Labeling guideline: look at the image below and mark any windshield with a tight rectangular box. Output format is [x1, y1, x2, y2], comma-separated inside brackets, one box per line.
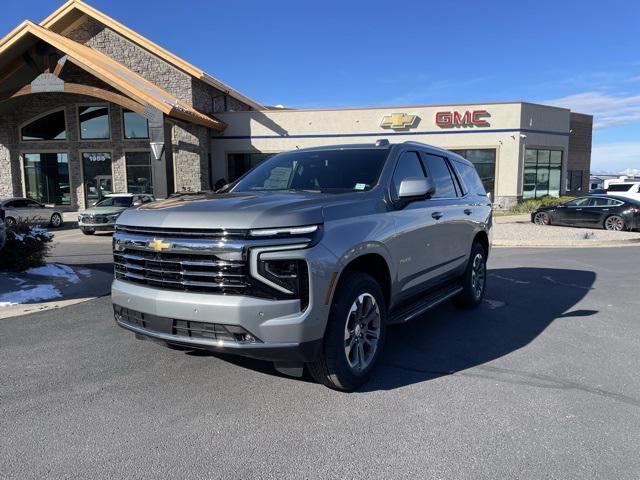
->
[231, 148, 389, 193]
[94, 197, 133, 207]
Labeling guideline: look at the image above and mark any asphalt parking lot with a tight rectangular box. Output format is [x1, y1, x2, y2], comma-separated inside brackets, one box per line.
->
[2, 246, 640, 479]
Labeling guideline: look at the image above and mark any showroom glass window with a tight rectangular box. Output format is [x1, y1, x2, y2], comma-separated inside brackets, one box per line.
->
[122, 109, 149, 139]
[523, 149, 562, 199]
[82, 152, 113, 205]
[22, 153, 70, 205]
[78, 105, 110, 140]
[450, 149, 496, 195]
[21, 110, 66, 141]
[227, 153, 276, 182]
[125, 152, 153, 194]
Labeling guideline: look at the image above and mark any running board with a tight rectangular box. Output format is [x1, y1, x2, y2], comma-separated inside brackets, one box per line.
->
[388, 284, 463, 325]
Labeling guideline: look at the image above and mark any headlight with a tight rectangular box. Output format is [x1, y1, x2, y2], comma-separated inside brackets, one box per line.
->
[258, 259, 307, 295]
[249, 225, 319, 237]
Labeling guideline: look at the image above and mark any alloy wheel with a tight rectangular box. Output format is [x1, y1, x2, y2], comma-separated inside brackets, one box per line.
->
[344, 293, 381, 372]
[534, 212, 549, 225]
[51, 214, 61, 227]
[604, 215, 624, 231]
[470, 253, 486, 300]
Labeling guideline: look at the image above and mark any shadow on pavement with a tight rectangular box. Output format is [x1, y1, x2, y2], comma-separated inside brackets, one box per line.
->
[170, 267, 597, 391]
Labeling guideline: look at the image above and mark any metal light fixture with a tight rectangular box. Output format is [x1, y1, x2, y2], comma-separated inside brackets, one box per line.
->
[150, 142, 165, 160]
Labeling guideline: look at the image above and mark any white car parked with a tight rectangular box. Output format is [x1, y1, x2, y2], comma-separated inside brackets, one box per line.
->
[0, 197, 64, 229]
[607, 182, 640, 201]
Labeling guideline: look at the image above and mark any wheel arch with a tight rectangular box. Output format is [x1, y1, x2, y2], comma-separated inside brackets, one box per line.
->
[334, 253, 392, 309]
[473, 230, 490, 258]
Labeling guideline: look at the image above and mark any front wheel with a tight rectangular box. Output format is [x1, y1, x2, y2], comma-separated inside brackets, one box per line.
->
[454, 242, 487, 309]
[308, 272, 386, 391]
[81, 228, 95, 235]
[604, 215, 625, 231]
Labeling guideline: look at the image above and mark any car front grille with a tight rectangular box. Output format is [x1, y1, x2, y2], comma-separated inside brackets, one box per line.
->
[116, 224, 248, 239]
[82, 215, 109, 224]
[114, 248, 248, 294]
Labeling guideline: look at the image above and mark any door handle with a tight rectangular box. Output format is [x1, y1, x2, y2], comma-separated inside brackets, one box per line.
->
[464, 209, 472, 215]
[602, 209, 609, 211]
[575, 208, 582, 211]
[432, 211, 443, 220]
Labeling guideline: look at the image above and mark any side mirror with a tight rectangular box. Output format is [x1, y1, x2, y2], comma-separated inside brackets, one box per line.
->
[133, 201, 142, 207]
[91, 202, 97, 206]
[398, 177, 435, 200]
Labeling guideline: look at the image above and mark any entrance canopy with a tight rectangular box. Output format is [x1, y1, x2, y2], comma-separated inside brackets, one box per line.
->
[0, 21, 225, 131]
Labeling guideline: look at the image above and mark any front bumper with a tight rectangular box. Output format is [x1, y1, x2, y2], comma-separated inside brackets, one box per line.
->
[111, 242, 337, 361]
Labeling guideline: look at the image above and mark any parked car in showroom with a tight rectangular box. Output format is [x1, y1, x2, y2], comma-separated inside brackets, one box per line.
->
[111, 140, 492, 391]
[606, 182, 640, 201]
[78, 193, 154, 235]
[0, 197, 64, 228]
[532, 195, 640, 231]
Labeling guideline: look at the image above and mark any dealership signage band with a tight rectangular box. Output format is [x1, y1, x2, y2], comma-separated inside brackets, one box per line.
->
[435, 110, 491, 128]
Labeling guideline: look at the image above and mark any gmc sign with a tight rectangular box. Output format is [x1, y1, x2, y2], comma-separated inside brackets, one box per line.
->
[435, 110, 491, 128]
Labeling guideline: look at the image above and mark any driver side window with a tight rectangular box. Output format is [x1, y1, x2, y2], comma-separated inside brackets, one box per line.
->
[391, 151, 425, 199]
[564, 197, 590, 207]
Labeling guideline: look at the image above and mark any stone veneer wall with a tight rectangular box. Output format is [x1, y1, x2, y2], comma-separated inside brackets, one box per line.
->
[64, 17, 254, 191]
[0, 93, 149, 210]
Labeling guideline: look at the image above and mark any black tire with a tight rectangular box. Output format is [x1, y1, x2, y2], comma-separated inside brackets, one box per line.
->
[454, 242, 487, 309]
[307, 272, 386, 391]
[5, 216, 16, 229]
[50, 213, 63, 228]
[81, 228, 95, 235]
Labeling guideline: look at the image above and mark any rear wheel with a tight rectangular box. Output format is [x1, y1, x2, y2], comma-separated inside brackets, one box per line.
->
[5, 216, 16, 229]
[454, 242, 487, 309]
[81, 228, 95, 235]
[533, 212, 550, 225]
[308, 272, 386, 391]
[50, 213, 62, 228]
[604, 215, 625, 231]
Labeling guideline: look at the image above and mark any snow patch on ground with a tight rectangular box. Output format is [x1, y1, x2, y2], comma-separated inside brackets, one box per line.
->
[0, 284, 62, 307]
[26, 264, 79, 284]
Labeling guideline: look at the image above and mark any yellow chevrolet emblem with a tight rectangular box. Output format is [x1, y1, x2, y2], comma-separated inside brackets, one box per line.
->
[148, 238, 171, 252]
[380, 113, 418, 130]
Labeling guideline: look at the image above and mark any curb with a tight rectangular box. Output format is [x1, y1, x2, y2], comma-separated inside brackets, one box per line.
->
[493, 239, 640, 248]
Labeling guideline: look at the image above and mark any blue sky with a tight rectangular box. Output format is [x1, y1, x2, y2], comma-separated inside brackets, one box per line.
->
[2, 0, 639, 172]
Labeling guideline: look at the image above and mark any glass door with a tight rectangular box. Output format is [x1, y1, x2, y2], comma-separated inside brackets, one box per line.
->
[82, 152, 113, 206]
[23, 153, 70, 205]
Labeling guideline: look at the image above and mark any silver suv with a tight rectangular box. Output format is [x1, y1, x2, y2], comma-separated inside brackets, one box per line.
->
[112, 141, 492, 390]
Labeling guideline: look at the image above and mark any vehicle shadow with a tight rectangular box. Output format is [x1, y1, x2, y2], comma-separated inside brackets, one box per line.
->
[184, 267, 597, 391]
[362, 266, 596, 392]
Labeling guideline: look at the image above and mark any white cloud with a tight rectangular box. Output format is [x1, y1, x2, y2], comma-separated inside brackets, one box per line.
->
[544, 91, 640, 129]
[591, 142, 640, 172]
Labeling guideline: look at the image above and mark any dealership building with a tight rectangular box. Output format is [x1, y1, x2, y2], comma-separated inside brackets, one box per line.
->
[0, 0, 593, 210]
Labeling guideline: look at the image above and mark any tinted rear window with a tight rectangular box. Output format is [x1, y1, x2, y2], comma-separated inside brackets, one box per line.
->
[454, 162, 487, 197]
[607, 184, 633, 192]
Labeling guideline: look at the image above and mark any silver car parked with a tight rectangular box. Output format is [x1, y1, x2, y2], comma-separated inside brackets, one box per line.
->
[0, 197, 64, 228]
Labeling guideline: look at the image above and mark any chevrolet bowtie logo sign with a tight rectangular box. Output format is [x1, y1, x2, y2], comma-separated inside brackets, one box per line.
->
[148, 239, 171, 252]
[380, 113, 419, 130]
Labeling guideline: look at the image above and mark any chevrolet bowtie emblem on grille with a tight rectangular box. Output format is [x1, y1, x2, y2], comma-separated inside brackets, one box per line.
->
[380, 113, 418, 130]
[148, 239, 171, 252]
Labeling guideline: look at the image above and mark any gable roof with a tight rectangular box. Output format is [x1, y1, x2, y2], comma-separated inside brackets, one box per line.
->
[40, 0, 264, 110]
[0, 21, 225, 130]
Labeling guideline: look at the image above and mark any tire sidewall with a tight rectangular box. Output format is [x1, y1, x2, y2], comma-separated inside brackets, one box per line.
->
[457, 242, 487, 308]
[324, 272, 387, 389]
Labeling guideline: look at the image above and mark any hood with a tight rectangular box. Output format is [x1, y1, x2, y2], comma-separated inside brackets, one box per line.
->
[82, 206, 128, 215]
[116, 191, 379, 230]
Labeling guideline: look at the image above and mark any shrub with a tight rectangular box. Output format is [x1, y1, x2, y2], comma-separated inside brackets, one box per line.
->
[0, 220, 54, 272]
[505, 195, 575, 215]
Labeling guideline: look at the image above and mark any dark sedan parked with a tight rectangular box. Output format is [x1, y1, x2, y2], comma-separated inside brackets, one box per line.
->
[532, 195, 640, 231]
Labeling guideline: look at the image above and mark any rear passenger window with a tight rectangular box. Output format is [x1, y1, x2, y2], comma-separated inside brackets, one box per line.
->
[456, 162, 487, 196]
[421, 154, 457, 198]
[392, 151, 425, 198]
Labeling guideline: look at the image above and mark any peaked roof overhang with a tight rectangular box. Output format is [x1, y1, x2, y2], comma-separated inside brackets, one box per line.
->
[40, 0, 264, 111]
[0, 21, 225, 131]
